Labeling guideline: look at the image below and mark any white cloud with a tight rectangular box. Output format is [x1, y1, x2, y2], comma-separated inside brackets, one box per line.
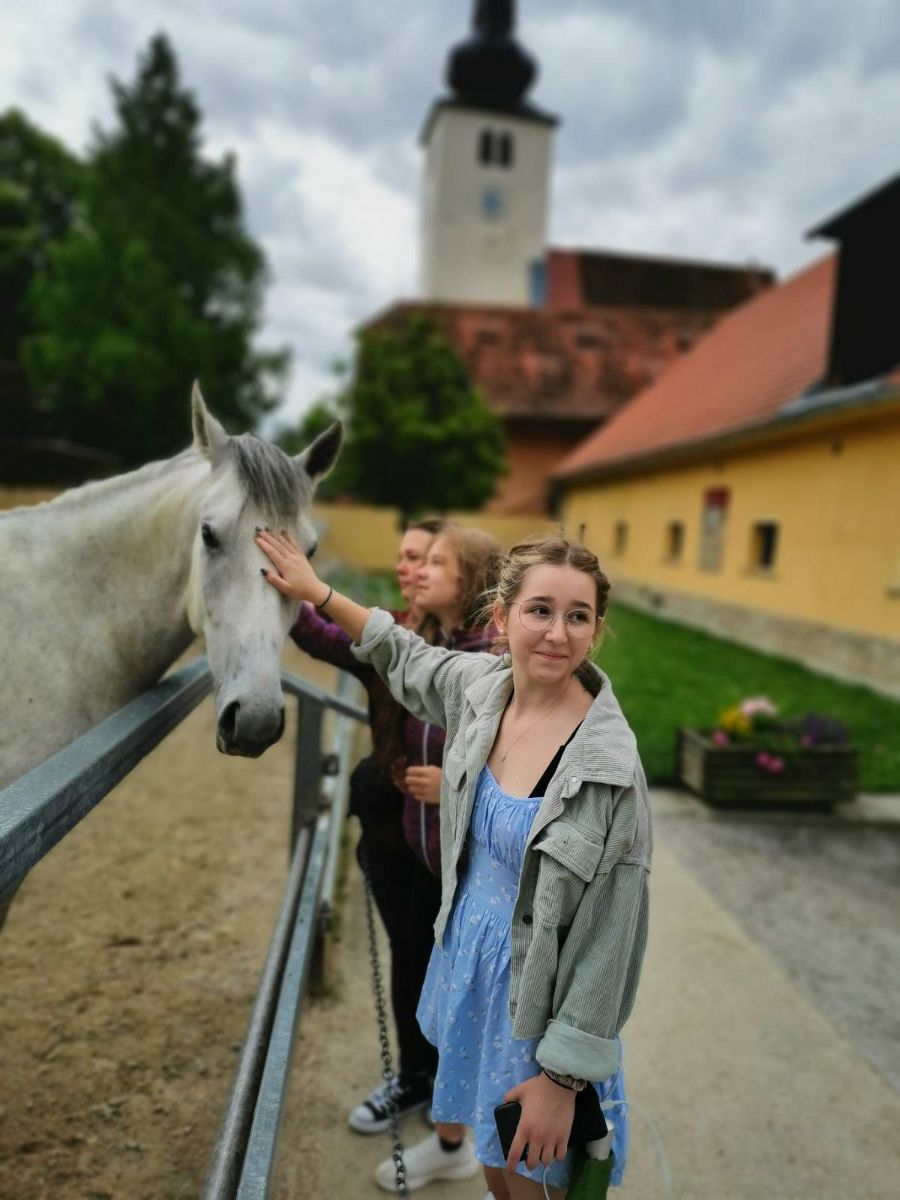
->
[2, 0, 899, 434]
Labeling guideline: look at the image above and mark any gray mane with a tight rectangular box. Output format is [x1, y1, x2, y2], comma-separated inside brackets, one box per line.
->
[228, 434, 303, 522]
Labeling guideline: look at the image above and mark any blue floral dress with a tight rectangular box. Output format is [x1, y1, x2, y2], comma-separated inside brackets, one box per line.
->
[416, 764, 629, 1188]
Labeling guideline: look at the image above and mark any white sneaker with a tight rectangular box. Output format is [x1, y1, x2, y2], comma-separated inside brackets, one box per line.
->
[374, 1131, 479, 1192]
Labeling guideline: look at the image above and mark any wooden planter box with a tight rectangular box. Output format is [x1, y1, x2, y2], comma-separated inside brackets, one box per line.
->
[676, 728, 858, 808]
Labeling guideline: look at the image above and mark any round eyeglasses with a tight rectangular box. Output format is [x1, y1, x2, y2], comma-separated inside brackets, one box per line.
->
[511, 602, 599, 639]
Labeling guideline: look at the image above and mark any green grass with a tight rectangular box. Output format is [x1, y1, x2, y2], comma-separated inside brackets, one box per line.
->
[594, 604, 900, 791]
[325, 566, 403, 610]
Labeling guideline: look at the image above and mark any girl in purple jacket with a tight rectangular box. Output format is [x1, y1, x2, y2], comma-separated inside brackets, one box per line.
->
[290, 522, 501, 1155]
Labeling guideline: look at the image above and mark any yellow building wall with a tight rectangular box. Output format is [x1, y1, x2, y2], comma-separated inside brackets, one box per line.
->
[312, 502, 559, 571]
[560, 409, 900, 641]
[0, 487, 59, 511]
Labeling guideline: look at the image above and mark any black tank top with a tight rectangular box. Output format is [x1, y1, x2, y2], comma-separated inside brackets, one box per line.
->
[528, 722, 583, 798]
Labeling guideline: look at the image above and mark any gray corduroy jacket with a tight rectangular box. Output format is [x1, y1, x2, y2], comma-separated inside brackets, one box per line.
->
[352, 608, 651, 1083]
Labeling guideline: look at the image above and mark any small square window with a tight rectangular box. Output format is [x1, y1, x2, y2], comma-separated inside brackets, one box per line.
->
[613, 520, 628, 557]
[475, 327, 501, 346]
[751, 521, 779, 569]
[575, 330, 604, 349]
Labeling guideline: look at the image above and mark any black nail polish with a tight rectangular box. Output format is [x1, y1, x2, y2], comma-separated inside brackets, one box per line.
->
[255, 526, 262, 533]
[280, 529, 287, 536]
[260, 568, 268, 576]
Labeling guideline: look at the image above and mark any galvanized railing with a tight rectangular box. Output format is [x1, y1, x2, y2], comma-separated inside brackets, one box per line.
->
[0, 656, 368, 1199]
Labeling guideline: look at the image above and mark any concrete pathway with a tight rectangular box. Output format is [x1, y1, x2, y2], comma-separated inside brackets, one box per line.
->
[273, 785, 900, 1200]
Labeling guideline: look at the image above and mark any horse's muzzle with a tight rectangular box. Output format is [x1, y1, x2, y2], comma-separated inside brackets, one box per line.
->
[216, 700, 286, 757]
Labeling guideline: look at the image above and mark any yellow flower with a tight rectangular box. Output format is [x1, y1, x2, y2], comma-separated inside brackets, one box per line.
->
[718, 705, 752, 735]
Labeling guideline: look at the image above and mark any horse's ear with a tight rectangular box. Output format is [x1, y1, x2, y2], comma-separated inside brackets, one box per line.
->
[191, 381, 229, 465]
[295, 421, 343, 486]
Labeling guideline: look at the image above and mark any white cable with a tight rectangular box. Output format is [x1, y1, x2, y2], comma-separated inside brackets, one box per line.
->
[542, 1163, 551, 1200]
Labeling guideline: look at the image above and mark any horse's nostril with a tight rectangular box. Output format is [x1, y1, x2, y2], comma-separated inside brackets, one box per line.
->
[276, 707, 286, 741]
[219, 700, 240, 740]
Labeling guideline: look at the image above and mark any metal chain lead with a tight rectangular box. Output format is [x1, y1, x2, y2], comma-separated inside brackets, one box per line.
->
[359, 839, 408, 1197]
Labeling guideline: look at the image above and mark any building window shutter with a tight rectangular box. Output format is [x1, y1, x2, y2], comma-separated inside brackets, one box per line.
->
[699, 487, 729, 571]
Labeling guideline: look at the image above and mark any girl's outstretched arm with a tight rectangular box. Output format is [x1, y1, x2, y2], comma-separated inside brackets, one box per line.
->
[257, 528, 493, 729]
[255, 528, 370, 643]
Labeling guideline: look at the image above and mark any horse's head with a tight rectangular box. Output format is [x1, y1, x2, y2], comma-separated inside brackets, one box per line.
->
[187, 384, 342, 757]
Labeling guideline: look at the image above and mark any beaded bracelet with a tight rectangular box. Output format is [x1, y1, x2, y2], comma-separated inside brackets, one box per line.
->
[541, 1067, 588, 1092]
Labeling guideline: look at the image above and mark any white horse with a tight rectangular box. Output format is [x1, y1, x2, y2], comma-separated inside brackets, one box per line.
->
[0, 385, 341, 919]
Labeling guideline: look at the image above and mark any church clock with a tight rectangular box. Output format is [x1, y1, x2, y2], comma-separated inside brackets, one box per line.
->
[481, 186, 506, 220]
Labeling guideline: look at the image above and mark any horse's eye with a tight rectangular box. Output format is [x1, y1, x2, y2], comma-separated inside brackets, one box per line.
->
[201, 523, 219, 550]
[308, 541, 318, 561]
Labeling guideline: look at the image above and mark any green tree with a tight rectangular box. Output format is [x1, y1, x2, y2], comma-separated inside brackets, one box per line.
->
[334, 316, 506, 518]
[0, 109, 85, 437]
[24, 34, 287, 463]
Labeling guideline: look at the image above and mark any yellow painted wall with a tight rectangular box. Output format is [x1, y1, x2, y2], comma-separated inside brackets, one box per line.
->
[560, 408, 900, 641]
[0, 486, 59, 511]
[312, 502, 559, 571]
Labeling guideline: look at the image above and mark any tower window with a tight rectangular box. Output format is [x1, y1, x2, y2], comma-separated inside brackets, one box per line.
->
[477, 127, 515, 169]
[613, 520, 628, 557]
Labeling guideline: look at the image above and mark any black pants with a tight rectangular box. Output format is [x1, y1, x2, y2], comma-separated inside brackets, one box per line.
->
[351, 757, 441, 1081]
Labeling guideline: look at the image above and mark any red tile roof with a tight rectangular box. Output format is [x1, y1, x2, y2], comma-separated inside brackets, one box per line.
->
[554, 254, 838, 481]
[362, 300, 730, 426]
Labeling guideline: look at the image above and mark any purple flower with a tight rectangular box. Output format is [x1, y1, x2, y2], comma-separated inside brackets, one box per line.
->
[768, 756, 785, 773]
[712, 730, 730, 746]
[756, 751, 771, 768]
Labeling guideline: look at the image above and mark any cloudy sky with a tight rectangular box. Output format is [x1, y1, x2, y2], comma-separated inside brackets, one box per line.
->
[3, 0, 899, 431]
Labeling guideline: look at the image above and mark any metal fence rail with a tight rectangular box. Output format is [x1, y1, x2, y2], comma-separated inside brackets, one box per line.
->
[0, 655, 368, 1200]
[0, 657, 212, 895]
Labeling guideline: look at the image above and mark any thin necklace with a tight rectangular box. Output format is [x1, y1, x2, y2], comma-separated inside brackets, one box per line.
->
[498, 681, 570, 764]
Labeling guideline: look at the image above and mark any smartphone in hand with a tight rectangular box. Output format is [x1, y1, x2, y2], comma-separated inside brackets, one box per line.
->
[494, 1100, 526, 1162]
[494, 1088, 607, 1162]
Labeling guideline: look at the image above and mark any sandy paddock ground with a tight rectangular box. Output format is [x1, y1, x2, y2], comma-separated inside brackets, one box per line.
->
[0, 646, 350, 1200]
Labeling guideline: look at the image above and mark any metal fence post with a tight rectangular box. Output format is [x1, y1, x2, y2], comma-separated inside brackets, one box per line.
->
[291, 695, 324, 852]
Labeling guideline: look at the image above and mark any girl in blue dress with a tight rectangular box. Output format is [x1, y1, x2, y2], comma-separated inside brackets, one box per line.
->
[257, 530, 651, 1200]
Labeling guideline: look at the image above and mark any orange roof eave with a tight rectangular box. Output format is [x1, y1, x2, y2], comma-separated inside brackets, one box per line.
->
[554, 380, 900, 488]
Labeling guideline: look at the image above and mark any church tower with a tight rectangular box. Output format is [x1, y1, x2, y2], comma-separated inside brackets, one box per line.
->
[419, 0, 558, 305]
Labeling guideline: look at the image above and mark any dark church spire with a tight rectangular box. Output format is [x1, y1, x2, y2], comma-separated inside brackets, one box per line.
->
[447, 0, 538, 110]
